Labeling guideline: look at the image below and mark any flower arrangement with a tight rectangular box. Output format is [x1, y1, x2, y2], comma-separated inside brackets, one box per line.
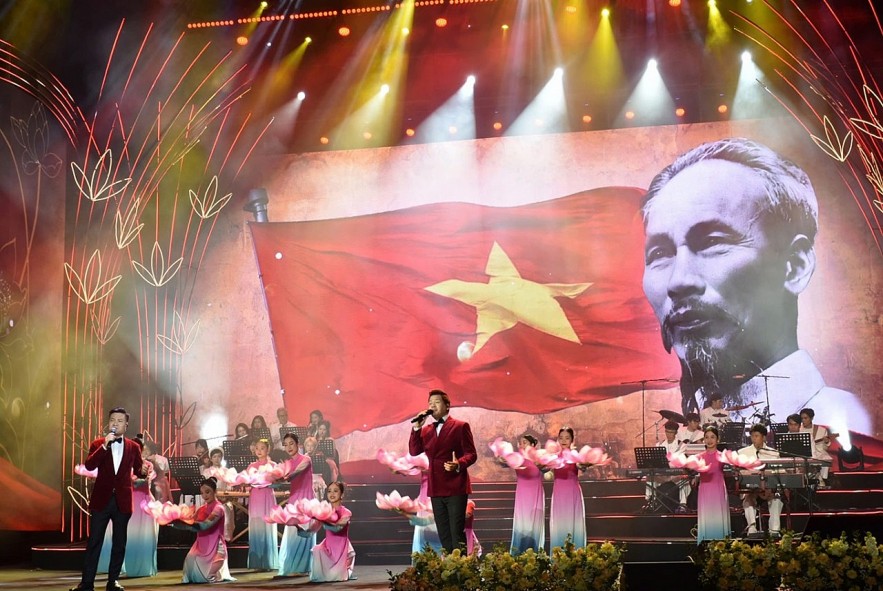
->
[377, 449, 429, 475]
[697, 531, 883, 591]
[667, 451, 710, 472]
[264, 497, 339, 526]
[142, 500, 196, 525]
[388, 539, 624, 591]
[375, 490, 430, 515]
[718, 449, 765, 471]
[562, 445, 613, 468]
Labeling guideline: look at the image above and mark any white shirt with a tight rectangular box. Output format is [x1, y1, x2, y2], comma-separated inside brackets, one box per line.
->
[678, 426, 704, 444]
[657, 438, 685, 454]
[800, 424, 833, 461]
[700, 406, 730, 427]
[110, 437, 123, 474]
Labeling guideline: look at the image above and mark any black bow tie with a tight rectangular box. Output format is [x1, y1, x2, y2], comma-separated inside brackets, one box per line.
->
[110, 437, 123, 445]
[434, 420, 445, 428]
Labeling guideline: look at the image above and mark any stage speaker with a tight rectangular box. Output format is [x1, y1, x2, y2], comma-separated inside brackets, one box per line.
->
[803, 513, 883, 539]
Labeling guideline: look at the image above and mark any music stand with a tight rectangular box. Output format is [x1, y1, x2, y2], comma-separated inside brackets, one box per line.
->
[634, 447, 678, 513]
[251, 427, 272, 444]
[317, 439, 335, 458]
[770, 423, 789, 435]
[721, 422, 746, 448]
[223, 438, 251, 458]
[775, 432, 812, 458]
[225, 455, 252, 472]
[168, 456, 202, 501]
[280, 426, 309, 444]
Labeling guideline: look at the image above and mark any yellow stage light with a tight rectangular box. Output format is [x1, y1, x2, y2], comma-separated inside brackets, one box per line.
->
[436, 17, 447, 27]
[675, 107, 685, 117]
[339, 26, 351, 37]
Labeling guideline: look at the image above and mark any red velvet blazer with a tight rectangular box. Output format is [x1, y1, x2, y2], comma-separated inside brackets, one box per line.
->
[409, 417, 477, 497]
[84, 437, 146, 513]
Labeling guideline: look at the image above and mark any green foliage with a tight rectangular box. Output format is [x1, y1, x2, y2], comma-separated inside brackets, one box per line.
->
[697, 531, 883, 591]
[388, 540, 623, 591]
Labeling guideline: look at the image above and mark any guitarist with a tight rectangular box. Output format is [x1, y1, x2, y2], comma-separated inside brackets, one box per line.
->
[799, 408, 834, 487]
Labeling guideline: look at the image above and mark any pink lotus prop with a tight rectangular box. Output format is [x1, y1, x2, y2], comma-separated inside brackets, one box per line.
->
[204, 466, 239, 486]
[489, 437, 527, 469]
[563, 445, 613, 467]
[233, 463, 285, 488]
[718, 449, 766, 471]
[264, 503, 311, 526]
[522, 441, 564, 470]
[667, 451, 710, 473]
[376, 449, 429, 476]
[75, 464, 98, 479]
[288, 497, 339, 524]
[375, 490, 430, 515]
[143, 500, 196, 525]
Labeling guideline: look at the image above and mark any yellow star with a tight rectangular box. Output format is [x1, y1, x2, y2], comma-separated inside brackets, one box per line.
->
[425, 242, 592, 354]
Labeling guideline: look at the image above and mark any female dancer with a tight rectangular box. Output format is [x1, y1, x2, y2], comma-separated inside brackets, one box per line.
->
[123, 448, 158, 578]
[278, 433, 315, 576]
[301, 481, 355, 582]
[696, 426, 731, 543]
[176, 477, 234, 583]
[549, 427, 585, 550]
[247, 438, 279, 571]
[506, 434, 545, 555]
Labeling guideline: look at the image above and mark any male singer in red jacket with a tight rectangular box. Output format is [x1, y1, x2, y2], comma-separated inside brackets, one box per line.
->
[409, 389, 477, 553]
[71, 407, 148, 591]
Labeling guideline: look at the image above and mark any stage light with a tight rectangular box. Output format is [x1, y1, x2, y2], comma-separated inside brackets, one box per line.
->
[260, 1, 268, 7]
[243, 188, 270, 223]
[236, 36, 249, 46]
[448, 125, 458, 134]
[405, 128, 415, 137]
[466, 75, 476, 86]
[320, 136, 330, 145]
[602, 8, 610, 18]
[647, 58, 658, 69]
[297, 91, 306, 100]
[493, 121, 503, 131]
[582, 114, 592, 123]
[718, 104, 728, 113]
[380, 83, 390, 96]
[675, 107, 685, 117]
[266, 42, 272, 47]
[566, 4, 577, 13]
[669, 0, 681, 5]
[305, 36, 312, 44]
[338, 26, 351, 36]
[501, 24, 509, 31]
[553, 67, 564, 79]
[363, 131, 373, 140]
[625, 111, 635, 120]
[741, 50, 752, 62]
[402, 27, 410, 36]
[436, 17, 447, 27]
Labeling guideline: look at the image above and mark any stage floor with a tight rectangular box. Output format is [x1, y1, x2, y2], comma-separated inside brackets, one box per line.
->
[0, 566, 397, 590]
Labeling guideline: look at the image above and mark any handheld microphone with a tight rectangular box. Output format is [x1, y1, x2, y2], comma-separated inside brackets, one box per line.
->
[410, 409, 433, 424]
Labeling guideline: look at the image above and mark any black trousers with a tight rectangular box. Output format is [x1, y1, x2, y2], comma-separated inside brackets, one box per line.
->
[80, 494, 131, 589]
[430, 494, 467, 553]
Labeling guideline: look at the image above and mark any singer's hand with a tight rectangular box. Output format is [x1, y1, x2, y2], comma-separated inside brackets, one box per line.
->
[444, 452, 459, 472]
[104, 432, 117, 448]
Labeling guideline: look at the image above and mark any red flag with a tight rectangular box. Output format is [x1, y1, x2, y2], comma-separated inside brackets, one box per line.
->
[250, 187, 680, 436]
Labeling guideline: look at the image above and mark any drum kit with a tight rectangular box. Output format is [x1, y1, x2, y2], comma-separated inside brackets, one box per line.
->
[650, 401, 765, 447]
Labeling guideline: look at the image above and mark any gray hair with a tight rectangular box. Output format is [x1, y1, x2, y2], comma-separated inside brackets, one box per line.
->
[642, 138, 819, 246]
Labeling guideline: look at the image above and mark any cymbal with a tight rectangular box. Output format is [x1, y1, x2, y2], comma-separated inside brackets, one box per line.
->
[725, 401, 761, 412]
[657, 409, 686, 423]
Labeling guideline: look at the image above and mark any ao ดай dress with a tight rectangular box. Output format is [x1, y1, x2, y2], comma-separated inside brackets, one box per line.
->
[696, 450, 731, 543]
[278, 453, 315, 576]
[510, 460, 545, 555]
[550, 462, 585, 550]
[182, 500, 234, 583]
[246, 458, 280, 570]
[299, 505, 355, 582]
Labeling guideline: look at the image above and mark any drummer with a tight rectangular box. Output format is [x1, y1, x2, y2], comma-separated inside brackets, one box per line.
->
[738, 424, 783, 537]
[678, 413, 704, 445]
[699, 394, 731, 428]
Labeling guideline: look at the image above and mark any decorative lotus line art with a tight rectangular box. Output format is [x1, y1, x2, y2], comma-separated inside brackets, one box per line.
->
[115, 196, 144, 249]
[157, 311, 200, 355]
[64, 249, 122, 305]
[10, 103, 63, 178]
[70, 149, 132, 202]
[857, 145, 883, 204]
[67, 485, 91, 516]
[850, 85, 883, 142]
[810, 116, 853, 162]
[132, 242, 183, 287]
[189, 176, 232, 219]
[90, 310, 121, 345]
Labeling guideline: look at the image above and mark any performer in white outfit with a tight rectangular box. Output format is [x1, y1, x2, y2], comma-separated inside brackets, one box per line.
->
[699, 394, 731, 428]
[678, 413, 704, 444]
[799, 408, 834, 486]
[738, 424, 783, 537]
[645, 421, 691, 513]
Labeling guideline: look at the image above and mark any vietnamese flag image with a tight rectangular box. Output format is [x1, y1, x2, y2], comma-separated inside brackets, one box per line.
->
[250, 187, 679, 436]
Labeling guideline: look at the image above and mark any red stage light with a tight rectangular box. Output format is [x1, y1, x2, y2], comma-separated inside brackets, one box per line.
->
[436, 18, 448, 28]
[339, 26, 351, 36]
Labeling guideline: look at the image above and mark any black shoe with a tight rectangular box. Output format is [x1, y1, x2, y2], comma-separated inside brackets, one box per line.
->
[69, 586, 94, 591]
[106, 583, 125, 591]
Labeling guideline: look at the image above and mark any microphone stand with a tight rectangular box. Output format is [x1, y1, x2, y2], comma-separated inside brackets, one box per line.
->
[754, 372, 789, 428]
[622, 377, 678, 447]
